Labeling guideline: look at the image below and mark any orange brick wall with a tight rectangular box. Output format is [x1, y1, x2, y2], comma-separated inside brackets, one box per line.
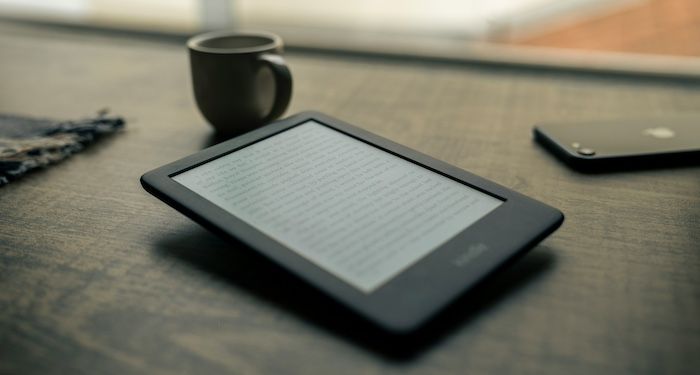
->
[508, 0, 700, 56]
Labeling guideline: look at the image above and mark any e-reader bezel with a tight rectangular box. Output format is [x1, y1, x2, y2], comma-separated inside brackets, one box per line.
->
[141, 111, 563, 333]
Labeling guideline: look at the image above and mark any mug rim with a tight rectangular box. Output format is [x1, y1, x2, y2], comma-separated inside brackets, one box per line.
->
[187, 30, 283, 54]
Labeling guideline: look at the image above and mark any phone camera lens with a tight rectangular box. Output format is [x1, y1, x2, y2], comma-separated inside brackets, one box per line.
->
[577, 148, 596, 156]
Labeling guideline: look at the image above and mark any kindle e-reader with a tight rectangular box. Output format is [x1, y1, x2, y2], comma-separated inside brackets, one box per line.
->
[141, 111, 563, 333]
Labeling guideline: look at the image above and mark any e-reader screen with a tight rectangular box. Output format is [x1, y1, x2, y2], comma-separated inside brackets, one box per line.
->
[172, 121, 503, 293]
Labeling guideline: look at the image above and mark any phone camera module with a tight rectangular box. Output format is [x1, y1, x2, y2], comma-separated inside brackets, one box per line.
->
[577, 148, 596, 156]
[570, 142, 595, 156]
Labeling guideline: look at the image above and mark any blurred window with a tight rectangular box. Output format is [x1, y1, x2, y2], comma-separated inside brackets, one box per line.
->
[1, 0, 697, 57]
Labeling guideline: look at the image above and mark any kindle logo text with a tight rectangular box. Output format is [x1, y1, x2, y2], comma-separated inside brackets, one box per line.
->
[452, 243, 489, 267]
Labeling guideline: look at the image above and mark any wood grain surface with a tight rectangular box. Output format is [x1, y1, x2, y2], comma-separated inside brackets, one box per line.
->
[1, 21, 699, 375]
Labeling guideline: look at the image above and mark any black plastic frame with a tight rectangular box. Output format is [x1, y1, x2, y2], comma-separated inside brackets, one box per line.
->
[141, 111, 564, 333]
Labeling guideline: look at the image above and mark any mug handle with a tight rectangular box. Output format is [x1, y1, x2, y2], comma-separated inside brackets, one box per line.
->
[258, 54, 293, 123]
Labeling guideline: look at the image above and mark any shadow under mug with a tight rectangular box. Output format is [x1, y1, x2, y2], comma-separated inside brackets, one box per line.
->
[188, 30, 293, 135]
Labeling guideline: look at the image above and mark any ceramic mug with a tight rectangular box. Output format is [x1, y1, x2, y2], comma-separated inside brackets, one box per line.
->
[188, 30, 293, 135]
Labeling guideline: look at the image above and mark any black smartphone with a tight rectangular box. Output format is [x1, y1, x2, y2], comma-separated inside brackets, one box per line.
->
[533, 118, 700, 172]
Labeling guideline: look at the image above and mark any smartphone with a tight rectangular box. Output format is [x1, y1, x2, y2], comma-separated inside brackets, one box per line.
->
[533, 118, 700, 172]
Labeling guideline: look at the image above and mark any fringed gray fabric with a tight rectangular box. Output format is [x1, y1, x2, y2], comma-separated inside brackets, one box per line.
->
[0, 110, 125, 186]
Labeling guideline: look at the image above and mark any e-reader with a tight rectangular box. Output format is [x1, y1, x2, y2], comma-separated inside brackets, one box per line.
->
[141, 111, 563, 333]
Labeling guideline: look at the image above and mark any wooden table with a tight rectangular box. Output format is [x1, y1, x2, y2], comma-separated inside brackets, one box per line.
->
[1, 21, 699, 375]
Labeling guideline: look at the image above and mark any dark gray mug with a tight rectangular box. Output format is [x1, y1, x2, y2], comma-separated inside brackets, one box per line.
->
[188, 30, 292, 134]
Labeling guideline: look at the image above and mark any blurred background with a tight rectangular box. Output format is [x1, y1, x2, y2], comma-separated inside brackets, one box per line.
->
[0, 0, 698, 57]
